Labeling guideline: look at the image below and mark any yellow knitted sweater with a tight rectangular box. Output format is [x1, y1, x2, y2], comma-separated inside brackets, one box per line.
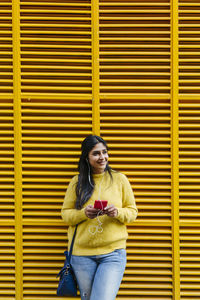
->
[61, 170, 138, 256]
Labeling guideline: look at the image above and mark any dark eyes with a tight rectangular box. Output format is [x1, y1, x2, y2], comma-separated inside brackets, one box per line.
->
[93, 150, 107, 156]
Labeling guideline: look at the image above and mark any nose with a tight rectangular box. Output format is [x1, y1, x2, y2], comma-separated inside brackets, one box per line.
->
[99, 152, 104, 159]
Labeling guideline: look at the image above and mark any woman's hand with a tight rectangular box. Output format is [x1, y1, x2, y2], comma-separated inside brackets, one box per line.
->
[85, 205, 100, 219]
[104, 204, 118, 218]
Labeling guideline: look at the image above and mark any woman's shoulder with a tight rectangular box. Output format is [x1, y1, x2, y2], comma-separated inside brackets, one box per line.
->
[69, 174, 79, 186]
[111, 170, 128, 182]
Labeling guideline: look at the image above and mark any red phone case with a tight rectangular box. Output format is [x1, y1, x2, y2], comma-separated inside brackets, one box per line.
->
[94, 200, 108, 210]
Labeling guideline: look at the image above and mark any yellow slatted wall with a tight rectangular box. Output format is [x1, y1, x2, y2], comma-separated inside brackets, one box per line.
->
[179, 1, 200, 299]
[0, 0, 15, 299]
[0, 0, 199, 299]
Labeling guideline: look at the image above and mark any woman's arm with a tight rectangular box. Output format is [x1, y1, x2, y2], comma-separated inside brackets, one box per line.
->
[115, 174, 138, 224]
[61, 176, 88, 226]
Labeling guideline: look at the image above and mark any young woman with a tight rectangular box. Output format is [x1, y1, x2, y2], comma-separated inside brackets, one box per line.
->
[61, 135, 138, 300]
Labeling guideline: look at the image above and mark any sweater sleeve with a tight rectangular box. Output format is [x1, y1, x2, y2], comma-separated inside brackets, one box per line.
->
[115, 174, 138, 224]
[61, 176, 88, 226]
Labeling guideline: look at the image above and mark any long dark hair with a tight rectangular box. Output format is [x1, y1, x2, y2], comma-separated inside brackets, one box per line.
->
[75, 135, 112, 209]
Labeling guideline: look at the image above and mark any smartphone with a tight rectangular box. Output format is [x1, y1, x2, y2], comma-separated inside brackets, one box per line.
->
[94, 200, 108, 210]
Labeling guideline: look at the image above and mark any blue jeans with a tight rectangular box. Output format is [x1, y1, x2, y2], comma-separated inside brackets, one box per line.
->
[71, 249, 126, 300]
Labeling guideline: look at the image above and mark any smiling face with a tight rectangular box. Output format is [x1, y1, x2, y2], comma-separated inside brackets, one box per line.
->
[88, 142, 109, 174]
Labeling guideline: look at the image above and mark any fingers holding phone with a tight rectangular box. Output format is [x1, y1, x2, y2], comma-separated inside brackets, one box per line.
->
[85, 202, 118, 219]
[104, 204, 118, 218]
[85, 205, 99, 219]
